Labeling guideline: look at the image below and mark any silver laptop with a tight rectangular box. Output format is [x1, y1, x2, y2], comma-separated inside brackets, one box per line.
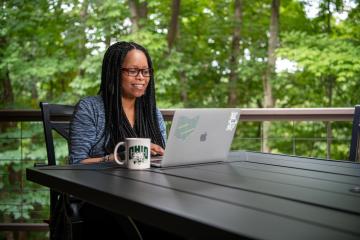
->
[151, 108, 240, 168]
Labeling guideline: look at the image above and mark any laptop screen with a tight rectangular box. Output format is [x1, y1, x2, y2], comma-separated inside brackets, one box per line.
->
[152, 108, 240, 167]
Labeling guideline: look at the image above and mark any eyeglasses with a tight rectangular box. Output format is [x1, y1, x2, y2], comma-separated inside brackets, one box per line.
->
[121, 68, 153, 77]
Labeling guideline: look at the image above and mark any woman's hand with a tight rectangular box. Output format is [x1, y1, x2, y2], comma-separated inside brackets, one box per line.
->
[150, 143, 165, 156]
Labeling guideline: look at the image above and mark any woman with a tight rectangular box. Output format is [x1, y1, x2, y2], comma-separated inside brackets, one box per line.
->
[67, 42, 179, 239]
[69, 41, 166, 164]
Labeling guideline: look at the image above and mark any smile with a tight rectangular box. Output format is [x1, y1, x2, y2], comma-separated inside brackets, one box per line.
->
[131, 84, 145, 89]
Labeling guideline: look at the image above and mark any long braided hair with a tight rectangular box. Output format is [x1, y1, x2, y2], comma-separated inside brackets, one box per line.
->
[99, 41, 165, 153]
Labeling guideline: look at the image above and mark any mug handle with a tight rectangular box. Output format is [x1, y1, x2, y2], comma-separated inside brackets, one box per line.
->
[114, 142, 125, 165]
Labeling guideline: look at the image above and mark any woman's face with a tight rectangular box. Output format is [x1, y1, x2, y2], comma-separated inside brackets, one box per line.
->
[121, 49, 150, 99]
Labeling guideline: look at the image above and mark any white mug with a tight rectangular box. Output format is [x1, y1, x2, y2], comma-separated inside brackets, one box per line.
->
[114, 138, 151, 170]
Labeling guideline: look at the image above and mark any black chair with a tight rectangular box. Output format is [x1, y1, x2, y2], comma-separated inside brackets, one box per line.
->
[39, 102, 144, 240]
[349, 105, 360, 162]
[40, 102, 75, 212]
[39, 102, 83, 239]
[40, 102, 74, 166]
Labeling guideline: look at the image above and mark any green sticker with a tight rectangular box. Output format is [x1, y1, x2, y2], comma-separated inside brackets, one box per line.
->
[175, 116, 199, 140]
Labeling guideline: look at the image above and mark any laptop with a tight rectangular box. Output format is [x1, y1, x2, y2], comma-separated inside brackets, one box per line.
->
[151, 108, 240, 168]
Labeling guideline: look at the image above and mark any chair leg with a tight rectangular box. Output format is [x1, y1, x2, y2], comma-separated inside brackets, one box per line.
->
[115, 215, 143, 240]
[71, 220, 84, 240]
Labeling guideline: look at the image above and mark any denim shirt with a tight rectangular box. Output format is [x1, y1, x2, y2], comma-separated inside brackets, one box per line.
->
[69, 96, 166, 164]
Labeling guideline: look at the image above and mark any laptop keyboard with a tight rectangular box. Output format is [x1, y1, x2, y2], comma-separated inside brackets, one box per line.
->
[151, 155, 164, 162]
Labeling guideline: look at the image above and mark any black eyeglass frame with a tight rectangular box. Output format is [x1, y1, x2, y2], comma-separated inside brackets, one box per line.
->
[121, 68, 153, 77]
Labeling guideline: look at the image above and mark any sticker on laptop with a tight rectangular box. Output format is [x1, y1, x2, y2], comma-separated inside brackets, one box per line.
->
[175, 116, 199, 140]
[226, 112, 239, 131]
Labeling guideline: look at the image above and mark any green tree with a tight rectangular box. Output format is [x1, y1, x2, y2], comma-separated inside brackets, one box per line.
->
[1, 1, 360, 236]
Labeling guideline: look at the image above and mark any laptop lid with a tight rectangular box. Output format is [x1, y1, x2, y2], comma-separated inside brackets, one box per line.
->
[153, 108, 240, 167]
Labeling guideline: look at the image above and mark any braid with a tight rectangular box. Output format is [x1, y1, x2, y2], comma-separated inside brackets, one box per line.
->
[99, 41, 165, 153]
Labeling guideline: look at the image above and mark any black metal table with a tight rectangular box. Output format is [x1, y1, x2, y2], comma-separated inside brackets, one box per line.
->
[26, 151, 360, 240]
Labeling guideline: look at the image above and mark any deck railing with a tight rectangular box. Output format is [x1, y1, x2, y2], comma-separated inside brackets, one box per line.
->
[0, 107, 355, 122]
[0, 107, 356, 235]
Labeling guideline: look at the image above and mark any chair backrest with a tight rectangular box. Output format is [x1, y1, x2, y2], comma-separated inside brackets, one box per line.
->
[40, 102, 74, 166]
[39, 102, 143, 239]
[349, 105, 360, 162]
[40, 102, 75, 222]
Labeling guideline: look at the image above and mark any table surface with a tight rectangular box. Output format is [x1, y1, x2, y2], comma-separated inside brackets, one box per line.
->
[26, 151, 360, 240]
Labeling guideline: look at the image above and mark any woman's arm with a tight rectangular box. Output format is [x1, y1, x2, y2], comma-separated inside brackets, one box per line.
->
[69, 98, 109, 164]
[156, 108, 167, 144]
[81, 154, 115, 164]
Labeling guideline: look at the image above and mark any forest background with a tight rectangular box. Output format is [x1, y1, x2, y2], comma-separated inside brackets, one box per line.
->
[0, 0, 360, 238]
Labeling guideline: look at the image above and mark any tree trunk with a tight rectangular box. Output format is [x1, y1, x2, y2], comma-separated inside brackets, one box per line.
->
[0, 66, 15, 132]
[77, 0, 89, 81]
[128, 0, 148, 32]
[166, 0, 186, 105]
[0, 37, 14, 108]
[138, 1, 148, 19]
[167, 0, 181, 51]
[79, 0, 89, 58]
[326, 0, 332, 33]
[1, 68, 14, 107]
[262, 0, 280, 152]
[179, 71, 187, 104]
[105, 25, 111, 48]
[227, 0, 243, 107]
[128, 0, 139, 32]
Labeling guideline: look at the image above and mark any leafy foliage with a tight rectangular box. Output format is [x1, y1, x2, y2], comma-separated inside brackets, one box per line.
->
[0, 0, 359, 230]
